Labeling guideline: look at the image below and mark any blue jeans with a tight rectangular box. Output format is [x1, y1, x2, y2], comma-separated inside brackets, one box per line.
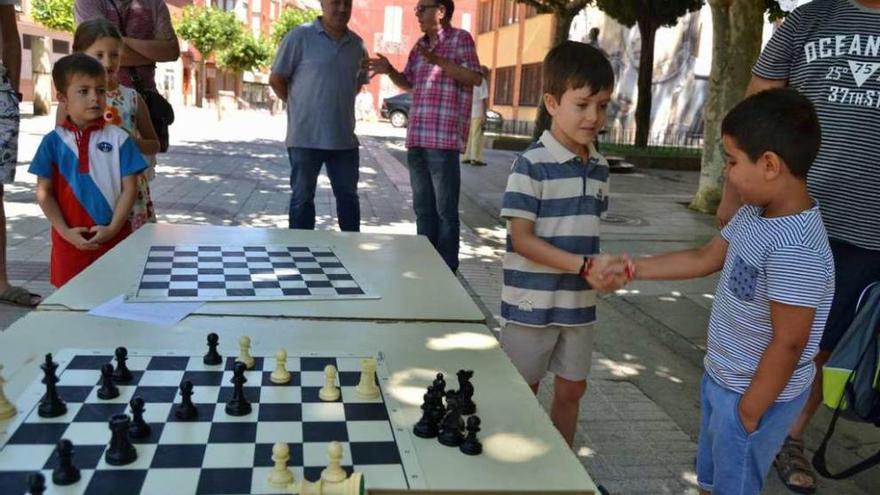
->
[696, 373, 809, 494]
[407, 148, 460, 271]
[287, 147, 360, 232]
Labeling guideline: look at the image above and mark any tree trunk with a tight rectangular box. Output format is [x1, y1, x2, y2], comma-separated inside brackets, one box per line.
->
[690, 0, 765, 213]
[197, 59, 206, 108]
[552, 9, 575, 47]
[31, 37, 52, 116]
[634, 19, 657, 148]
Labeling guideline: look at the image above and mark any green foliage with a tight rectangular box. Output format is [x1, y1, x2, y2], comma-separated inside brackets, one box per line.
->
[595, 0, 704, 28]
[31, 0, 75, 33]
[175, 6, 243, 59]
[271, 8, 320, 46]
[217, 32, 273, 73]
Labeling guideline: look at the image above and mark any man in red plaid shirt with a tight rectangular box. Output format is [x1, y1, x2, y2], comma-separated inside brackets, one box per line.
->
[370, 0, 481, 272]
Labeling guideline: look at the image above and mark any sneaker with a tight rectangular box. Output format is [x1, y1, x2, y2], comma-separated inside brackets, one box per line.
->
[471, 160, 487, 166]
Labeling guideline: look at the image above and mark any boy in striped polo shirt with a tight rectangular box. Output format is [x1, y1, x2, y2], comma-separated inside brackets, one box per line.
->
[500, 42, 629, 447]
[626, 89, 834, 494]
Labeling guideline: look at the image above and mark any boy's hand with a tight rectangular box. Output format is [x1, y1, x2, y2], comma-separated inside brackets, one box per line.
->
[88, 225, 118, 245]
[737, 399, 760, 434]
[585, 254, 631, 292]
[63, 227, 99, 251]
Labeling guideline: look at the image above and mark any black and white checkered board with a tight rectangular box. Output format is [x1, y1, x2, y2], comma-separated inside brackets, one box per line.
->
[128, 245, 377, 302]
[0, 350, 423, 494]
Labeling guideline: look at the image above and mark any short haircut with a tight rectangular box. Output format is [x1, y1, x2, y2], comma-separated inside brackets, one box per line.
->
[52, 53, 106, 94]
[73, 18, 123, 53]
[437, 0, 455, 23]
[721, 88, 820, 179]
[543, 41, 614, 101]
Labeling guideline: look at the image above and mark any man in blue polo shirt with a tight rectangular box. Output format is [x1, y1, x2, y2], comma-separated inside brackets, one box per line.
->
[269, 0, 367, 232]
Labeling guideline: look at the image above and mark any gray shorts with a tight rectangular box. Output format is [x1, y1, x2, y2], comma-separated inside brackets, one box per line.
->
[0, 74, 20, 185]
[501, 322, 596, 384]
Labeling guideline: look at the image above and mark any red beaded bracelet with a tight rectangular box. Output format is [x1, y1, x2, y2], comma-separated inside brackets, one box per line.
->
[578, 256, 593, 278]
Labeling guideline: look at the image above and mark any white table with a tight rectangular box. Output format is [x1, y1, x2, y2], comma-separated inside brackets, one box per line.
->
[41, 224, 485, 323]
[0, 313, 596, 494]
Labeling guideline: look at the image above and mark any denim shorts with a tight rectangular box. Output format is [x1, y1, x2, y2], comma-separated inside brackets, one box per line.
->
[696, 373, 808, 494]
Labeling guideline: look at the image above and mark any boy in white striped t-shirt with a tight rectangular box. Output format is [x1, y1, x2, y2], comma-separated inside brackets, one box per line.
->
[624, 89, 834, 494]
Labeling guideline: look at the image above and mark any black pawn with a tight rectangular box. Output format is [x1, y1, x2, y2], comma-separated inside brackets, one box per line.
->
[427, 385, 446, 426]
[129, 397, 151, 439]
[438, 390, 464, 447]
[25, 472, 45, 495]
[203, 333, 222, 365]
[457, 369, 476, 415]
[38, 353, 66, 418]
[97, 363, 120, 400]
[225, 362, 252, 416]
[52, 439, 81, 485]
[413, 391, 438, 438]
[432, 373, 446, 395]
[105, 414, 137, 466]
[174, 381, 198, 420]
[460, 415, 483, 456]
[112, 347, 133, 383]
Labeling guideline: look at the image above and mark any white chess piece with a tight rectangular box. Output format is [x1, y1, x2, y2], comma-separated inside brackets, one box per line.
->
[355, 358, 379, 400]
[321, 441, 347, 483]
[0, 364, 17, 420]
[268, 442, 295, 488]
[318, 365, 340, 402]
[270, 349, 291, 384]
[236, 336, 255, 369]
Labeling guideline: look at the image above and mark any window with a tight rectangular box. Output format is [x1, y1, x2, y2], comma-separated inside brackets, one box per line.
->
[52, 40, 70, 54]
[461, 12, 472, 32]
[22, 34, 33, 50]
[519, 63, 543, 106]
[383, 6, 403, 43]
[494, 66, 515, 105]
[500, 0, 519, 26]
[478, 1, 494, 33]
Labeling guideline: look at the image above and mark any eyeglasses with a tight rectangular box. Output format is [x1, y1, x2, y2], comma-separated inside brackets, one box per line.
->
[414, 4, 439, 15]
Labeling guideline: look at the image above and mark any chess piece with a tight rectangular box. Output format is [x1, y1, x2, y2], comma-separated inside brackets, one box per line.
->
[97, 363, 120, 400]
[236, 336, 255, 369]
[432, 372, 446, 395]
[292, 473, 364, 495]
[355, 358, 379, 400]
[112, 347, 133, 383]
[267, 442, 295, 488]
[174, 381, 198, 420]
[25, 472, 46, 495]
[225, 362, 252, 416]
[457, 369, 476, 415]
[203, 333, 223, 365]
[105, 414, 138, 466]
[321, 441, 347, 483]
[38, 353, 66, 418]
[427, 385, 446, 426]
[460, 415, 483, 456]
[128, 397, 151, 439]
[438, 390, 464, 447]
[0, 363, 17, 420]
[412, 391, 438, 438]
[52, 439, 81, 485]
[270, 349, 291, 385]
[319, 364, 340, 402]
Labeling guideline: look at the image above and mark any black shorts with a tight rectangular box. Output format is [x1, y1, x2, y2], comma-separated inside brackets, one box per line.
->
[819, 238, 880, 351]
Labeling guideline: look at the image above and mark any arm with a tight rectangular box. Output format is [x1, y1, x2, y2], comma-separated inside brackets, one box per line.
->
[368, 54, 412, 91]
[632, 235, 728, 281]
[121, 37, 180, 65]
[738, 302, 815, 433]
[425, 49, 481, 87]
[89, 175, 138, 243]
[131, 95, 160, 155]
[36, 177, 99, 250]
[0, 5, 21, 92]
[269, 73, 288, 102]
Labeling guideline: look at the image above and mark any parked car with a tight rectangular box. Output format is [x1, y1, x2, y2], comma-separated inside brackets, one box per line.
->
[380, 93, 503, 132]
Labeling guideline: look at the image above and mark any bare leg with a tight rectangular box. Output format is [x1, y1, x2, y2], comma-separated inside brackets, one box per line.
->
[551, 375, 587, 447]
[699, 490, 710, 495]
[787, 351, 830, 440]
[529, 382, 539, 395]
[0, 194, 40, 305]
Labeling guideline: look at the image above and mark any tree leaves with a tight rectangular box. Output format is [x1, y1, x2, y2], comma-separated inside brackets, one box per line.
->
[271, 8, 320, 47]
[31, 0, 75, 33]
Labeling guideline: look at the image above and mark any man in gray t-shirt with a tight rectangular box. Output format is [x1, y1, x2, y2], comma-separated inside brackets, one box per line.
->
[269, 0, 367, 232]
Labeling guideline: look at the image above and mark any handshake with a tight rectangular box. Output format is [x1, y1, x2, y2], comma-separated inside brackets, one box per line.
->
[581, 254, 635, 293]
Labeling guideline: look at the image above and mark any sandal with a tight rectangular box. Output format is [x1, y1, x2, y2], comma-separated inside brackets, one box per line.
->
[0, 286, 42, 308]
[774, 436, 817, 494]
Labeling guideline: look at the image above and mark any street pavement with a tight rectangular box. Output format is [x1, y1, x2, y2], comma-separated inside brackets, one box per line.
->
[2, 106, 877, 494]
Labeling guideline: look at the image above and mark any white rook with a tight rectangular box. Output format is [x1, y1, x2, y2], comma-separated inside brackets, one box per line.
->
[355, 358, 379, 400]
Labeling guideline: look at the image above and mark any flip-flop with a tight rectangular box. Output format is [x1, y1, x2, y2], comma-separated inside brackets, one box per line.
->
[0, 286, 42, 308]
[774, 436, 817, 494]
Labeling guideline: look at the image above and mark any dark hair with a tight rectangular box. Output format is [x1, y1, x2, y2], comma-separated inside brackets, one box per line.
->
[543, 41, 614, 101]
[721, 88, 820, 179]
[437, 0, 455, 23]
[72, 18, 122, 53]
[52, 53, 106, 93]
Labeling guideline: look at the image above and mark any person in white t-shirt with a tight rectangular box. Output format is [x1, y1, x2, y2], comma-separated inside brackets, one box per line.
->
[463, 65, 489, 166]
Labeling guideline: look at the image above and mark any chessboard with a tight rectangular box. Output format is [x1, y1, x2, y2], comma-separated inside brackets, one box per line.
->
[0, 348, 423, 494]
[127, 245, 378, 302]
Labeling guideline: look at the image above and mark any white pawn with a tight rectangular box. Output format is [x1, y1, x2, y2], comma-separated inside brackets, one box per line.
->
[319, 365, 340, 402]
[268, 442, 294, 488]
[355, 358, 379, 400]
[0, 364, 17, 420]
[236, 336, 255, 369]
[270, 349, 291, 385]
[321, 441, 347, 483]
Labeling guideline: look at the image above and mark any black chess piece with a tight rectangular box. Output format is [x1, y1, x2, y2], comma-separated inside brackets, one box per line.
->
[413, 391, 439, 438]
[432, 372, 446, 395]
[438, 390, 464, 447]
[457, 369, 476, 415]
[128, 397, 152, 439]
[174, 381, 198, 420]
[203, 333, 222, 365]
[427, 385, 446, 426]
[225, 362, 252, 416]
[52, 439, 81, 485]
[25, 472, 46, 495]
[112, 347, 133, 383]
[38, 353, 66, 418]
[460, 415, 483, 456]
[97, 363, 120, 400]
[105, 414, 137, 466]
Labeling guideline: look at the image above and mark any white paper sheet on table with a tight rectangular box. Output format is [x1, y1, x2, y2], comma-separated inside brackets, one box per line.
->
[88, 295, 203, 326]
